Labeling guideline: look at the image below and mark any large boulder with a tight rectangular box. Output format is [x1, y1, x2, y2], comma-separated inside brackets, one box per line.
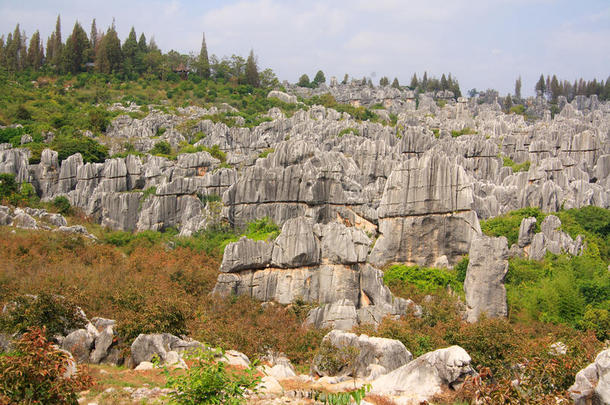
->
[570, 348, 610, 404]
[62, 329, 95, 364]
[130, 333, 202, 367]
[311, 330, 412, 378]
[271, 217, 320, 268]
[370, 346, 473, 403]
[464, 234, 509, 323]
[220, 237, 272, 273]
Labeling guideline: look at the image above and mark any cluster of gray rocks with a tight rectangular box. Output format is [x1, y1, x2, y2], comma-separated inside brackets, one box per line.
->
[1, 86, 609, 403]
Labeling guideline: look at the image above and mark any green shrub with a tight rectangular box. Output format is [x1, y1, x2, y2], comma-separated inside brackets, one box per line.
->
[163, 347, 260, 405]
[242, 216, 280, 242]
[337, 127, 359, 137]
[510, 104, 525, 115]
[0, 328, 92, 404]
[383, 264, 462, 294]
[52, 196, 72, 215]
[501, 155, 531, 172]
[0, 173, 19, 199]
[257, 148, 274, 159]
[150, 140, 172, 156]
[450, 127, 477, 137]
[0, 293, 87, 340]
[313, 340, 360, 376]
[480, 207, 546, 246]
[50, 133, 108, 163]
[454, 256, 469, 283]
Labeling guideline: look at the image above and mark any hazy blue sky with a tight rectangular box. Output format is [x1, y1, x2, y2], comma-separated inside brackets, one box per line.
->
[1, 0, 608, 95]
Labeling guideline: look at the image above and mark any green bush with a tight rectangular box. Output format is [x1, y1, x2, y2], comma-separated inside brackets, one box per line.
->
[242, 216, 280, 242]
[150, 140, 172, 156]
[50, 133, 108, 163]
[383, 264, 462, 294]
[163, 347, 260, 405]
[52, 196, 72, 215]
[0, 328, 92, 404]
[450, 127, 477, 137]
[480, 207, 546, 246]
[0, 173, 19, 199]
[0, 293, 87, 340]
[337, 127, 359, 137]
[501, 155, 531, 172]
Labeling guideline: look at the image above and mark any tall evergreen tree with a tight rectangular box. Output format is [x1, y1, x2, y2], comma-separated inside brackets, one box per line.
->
[244, 49, 259, 87]
[52, 15, 63, 67]
[440, 73, 448, 90]
[137, 33, 147, 52]
[63, 21, 89, 73]
[421, 71, 428, 91]
[313, 70, 326, 86]
[122, 27, 138, 77]
[379, 76, 389, 86]
[391, 77, 400, 88]
[27, 30, 43, 70]
[96, 26, 122, 74]
[0, 36, 5, 69]
[89, 19, 98, 53]
[535, 74, 546, 96]
[5, 25, 24, 71]
[515, 76, 522, 100]
[410, 73, 418, 89]
[196, 33, 210, 78]
[341, 73, 349, 85]
[550, 75, 560, 102]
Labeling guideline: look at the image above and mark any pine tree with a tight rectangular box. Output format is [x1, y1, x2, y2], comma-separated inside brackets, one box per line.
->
[197, 33, 210, 78]
[46, 33, 55, 67]
[0, 36, 5, 69]
[515, 76, 522, 100]
[535, 74, 546, 97]
[504, 93, 513, 112]
[341, 73, 348, 85]
[244, 49, 259, 87]
[440, 73, 448, 91]
[550, 75, 560, 102]
[137, 33, 147, 52]
[410, 73, 418, 89]
[96, 26, 122, 74]
[422, 71, 428, 91]
[27, 30, 43, 70]
[122, 27, 138, 77]
[52, 15, 63, 67]
[379, 76, 389, 86]
[391, 77, 400, 88]
[5, 25, 24, 71]
[90, 19, 98, 53]
[297, 74, 310, 87]
[63, 21, 89, 73]
[313, 70, 326, 87]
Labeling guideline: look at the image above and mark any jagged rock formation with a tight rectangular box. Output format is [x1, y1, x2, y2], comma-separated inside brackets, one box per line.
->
[213, 217, 419, 330]
[370, 345, 474, 403]
[311, 330, 412, 378]
[516, 215, 584, 260]
[1, 91, 609, 332]
[464, 234, 509, 322]
[570, 347, 610, 404]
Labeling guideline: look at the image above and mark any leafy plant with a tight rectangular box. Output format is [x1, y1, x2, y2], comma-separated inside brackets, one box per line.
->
[338, 127, 359, 137]
[480, 207, 545, 246]
[52, 196, 72, 215]
[383, 264, 462, 294]
[0, 327, 93, 404]
[501, 155, 531, 172]
[451, 127, 477, 137]
[316, 384, 371, 405]
[162, 347, 260, 405]
[0, 293, 87, 340]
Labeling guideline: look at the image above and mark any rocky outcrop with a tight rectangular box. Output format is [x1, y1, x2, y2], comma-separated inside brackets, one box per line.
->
[569, 348, 610, 404]
[528, 215, 584, 260]
[369, 153, 481, 267]
[464, 234, 509, 322]
[370, 346, 474, 403]
[130, 333, 202, 368]
[311, 330, 412, 378]
[213, 217, 417, 330]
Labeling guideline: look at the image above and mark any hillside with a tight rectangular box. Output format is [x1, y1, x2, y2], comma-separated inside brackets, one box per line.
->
[1, 69, 609, 404]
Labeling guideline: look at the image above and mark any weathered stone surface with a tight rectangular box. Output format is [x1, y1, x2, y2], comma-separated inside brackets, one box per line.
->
[90, 326, 116, 364]
[518, 217, 537, 248]
[312, 330, 412, 378]
[464, 234, 509, 323]
[11, 209, 38, 229]
[316, 222, 371, 264]
[62, 329, 94, 364]
[130, 333, 202, 367]
[220, 237, 273, 273]
[271, 217, 320, 268]
[569, 348, 610, 404]
[529, 215, 584, 260]
[267, 90, 297, 104]
[370, 346, 473, 403]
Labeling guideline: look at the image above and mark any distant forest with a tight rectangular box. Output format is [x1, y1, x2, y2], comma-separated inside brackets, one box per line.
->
[0, 15, 608, 102]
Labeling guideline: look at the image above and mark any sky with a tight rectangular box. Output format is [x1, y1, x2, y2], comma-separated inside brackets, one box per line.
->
[1, 0, 609, 95]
